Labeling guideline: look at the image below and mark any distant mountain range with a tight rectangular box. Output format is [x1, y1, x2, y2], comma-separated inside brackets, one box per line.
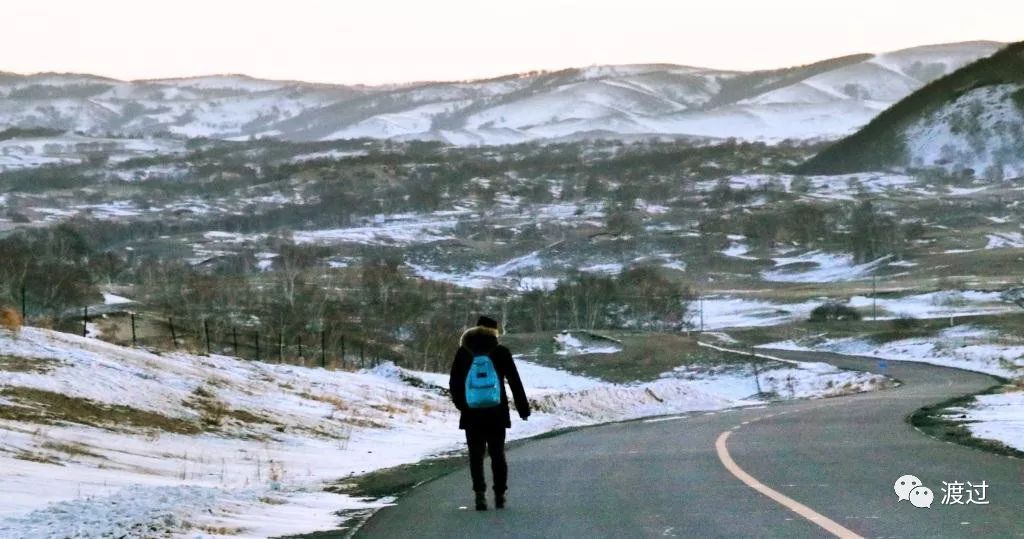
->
[800, 41, 1023, 178]
[0, 41, 1004, 146]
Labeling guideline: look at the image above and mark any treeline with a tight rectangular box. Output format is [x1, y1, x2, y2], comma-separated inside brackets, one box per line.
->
[509, 267, 692, 332]
[0, 225, 113, 317]
[701, 197, 923, 262]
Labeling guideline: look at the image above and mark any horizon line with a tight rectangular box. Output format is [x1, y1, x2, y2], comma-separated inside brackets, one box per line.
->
[0, 39, 1008, 89]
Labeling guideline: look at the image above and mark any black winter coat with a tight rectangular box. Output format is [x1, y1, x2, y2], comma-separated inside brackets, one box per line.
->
[449, 326, 530, 430]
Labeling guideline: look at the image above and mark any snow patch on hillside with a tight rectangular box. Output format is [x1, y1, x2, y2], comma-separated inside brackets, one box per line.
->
[688, 290, 1013, 331]
[762, 251, 888, 283]
[760, 325, 1024, 378]
[553, 331, 622, 356]
[904, 83, 1024, 178]
[0, 42, 999, 147]
[986, 232, 1024, 249]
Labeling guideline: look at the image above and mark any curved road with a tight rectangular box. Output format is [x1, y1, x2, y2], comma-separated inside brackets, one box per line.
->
[357, 351, 1024, 538]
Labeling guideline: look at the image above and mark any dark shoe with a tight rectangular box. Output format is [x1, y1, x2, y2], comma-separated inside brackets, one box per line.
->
[475, 491, 487, 511]
[495, 491, 506, 509]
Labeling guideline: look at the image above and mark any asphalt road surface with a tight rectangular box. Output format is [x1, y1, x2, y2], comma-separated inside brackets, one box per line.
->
[357, 351, 1024, 538]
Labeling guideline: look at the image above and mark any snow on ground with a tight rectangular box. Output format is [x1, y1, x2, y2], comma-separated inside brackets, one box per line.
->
[695, 173, 918, 201]
[761, 251, 889, 283]
[289, 149, 368, 163]
[686, 296, 821, 330]
[579, 262, 624, 275]
[760, 325, 1024, 378]
[102, 293, 133, 305]
[553, 331, 622, 356]
[721, 236, 758, 260]
[0, 325, 889, 537]
[293, 213, 460, 246]
[668, 361, 886, 401]
[985, 232, 1024, 250]
[846, 290, 1014, 320]
[949, 390, 1024, 453]
[689, 291, 1015, 331]
[407, 251, 555, 291]
[73, 201, 146, 220]
[0, 328, 459, 538]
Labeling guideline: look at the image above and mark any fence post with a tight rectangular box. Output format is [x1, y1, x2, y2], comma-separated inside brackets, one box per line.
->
[20, 284, 26, 321]
[169, 317, 177, 349]
[255, 332, 260, 362]
[320, 330, 326, 368]
[278, 331, 284, 363]
[204, 319, 211, 356]
[751, 348, 762, 394]
[232, 327, 238, 357]
[340, 335, 346, 367]
[82, 307, 88, 337]
[130, 312, 137, 346]
[297, 334, 303, 361]
[360, 342, 364, 368]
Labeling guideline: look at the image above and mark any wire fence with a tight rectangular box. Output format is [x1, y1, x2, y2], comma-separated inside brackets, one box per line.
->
[16, 286, 392, 371]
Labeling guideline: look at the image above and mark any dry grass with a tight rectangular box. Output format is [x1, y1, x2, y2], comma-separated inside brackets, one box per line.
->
[14, 449, 63, 465]
[0, 307, 22, 334]
[194, 524, 245, 535]
[0, 355, 59, 373]
[187, 386, 227, 428]
[185, 385, 277, 430]
[39, 440, 105, 459]
[1, 386, 201, 434]
[259, 496, 287, 505]
[368, 402, 405, 415]
[299, 391, 350, 411]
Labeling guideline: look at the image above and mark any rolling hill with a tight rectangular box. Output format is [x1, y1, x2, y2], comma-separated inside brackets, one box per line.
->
[798, 41, 1024, 177]
[0, 41, 1003, 145]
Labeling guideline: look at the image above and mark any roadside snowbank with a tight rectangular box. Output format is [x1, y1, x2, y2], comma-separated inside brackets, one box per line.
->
[951, 390, 1024, 452]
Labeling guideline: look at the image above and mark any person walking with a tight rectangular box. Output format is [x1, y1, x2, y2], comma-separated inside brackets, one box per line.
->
[449, 316, 530, 511]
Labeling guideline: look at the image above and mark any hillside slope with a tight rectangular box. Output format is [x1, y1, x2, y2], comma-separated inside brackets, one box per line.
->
[0, 326, 883, 537]
[0, 42, 1002, 145]
[798, 42, 1024, 175]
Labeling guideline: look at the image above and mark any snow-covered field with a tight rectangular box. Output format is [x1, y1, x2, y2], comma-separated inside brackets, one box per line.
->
[760, 325, 1024, 379]
[0, 326, 886, 538]
[553, 331, 622, 356]
[688, 290, 1015, 331]
[696, 173, 920, 201]
[293, 215, 460, 246]
[761, 251, 889, 283]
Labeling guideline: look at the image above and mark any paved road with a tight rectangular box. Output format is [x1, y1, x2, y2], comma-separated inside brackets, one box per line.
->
[357, 351, 1024, 538]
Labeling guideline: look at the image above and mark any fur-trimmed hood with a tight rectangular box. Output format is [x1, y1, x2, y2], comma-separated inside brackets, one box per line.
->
[460, 325, 501, 354]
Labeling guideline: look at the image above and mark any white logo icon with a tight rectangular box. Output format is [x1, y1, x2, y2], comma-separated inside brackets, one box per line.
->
[894, 474, 923, 502]
[909, 486, 934, 508]
[895, 474, 990, 508]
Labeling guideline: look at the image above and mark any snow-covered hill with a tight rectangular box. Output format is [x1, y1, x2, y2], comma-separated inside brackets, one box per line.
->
[0, 41, 1002, 145]
[903, 82, 1024, 178]
[799, 41, 1024, 176]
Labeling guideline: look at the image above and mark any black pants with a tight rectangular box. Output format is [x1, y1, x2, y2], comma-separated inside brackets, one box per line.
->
[465, 426, 507, 493]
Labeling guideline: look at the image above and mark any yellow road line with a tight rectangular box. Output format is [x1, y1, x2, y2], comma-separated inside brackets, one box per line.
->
[715, 430, 863, 539]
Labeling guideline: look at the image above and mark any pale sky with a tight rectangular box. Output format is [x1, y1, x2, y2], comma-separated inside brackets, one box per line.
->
[3, 0, 1021, 85]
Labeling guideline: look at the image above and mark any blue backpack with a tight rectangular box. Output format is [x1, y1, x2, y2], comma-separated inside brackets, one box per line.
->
[465, 354, 501, 409]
